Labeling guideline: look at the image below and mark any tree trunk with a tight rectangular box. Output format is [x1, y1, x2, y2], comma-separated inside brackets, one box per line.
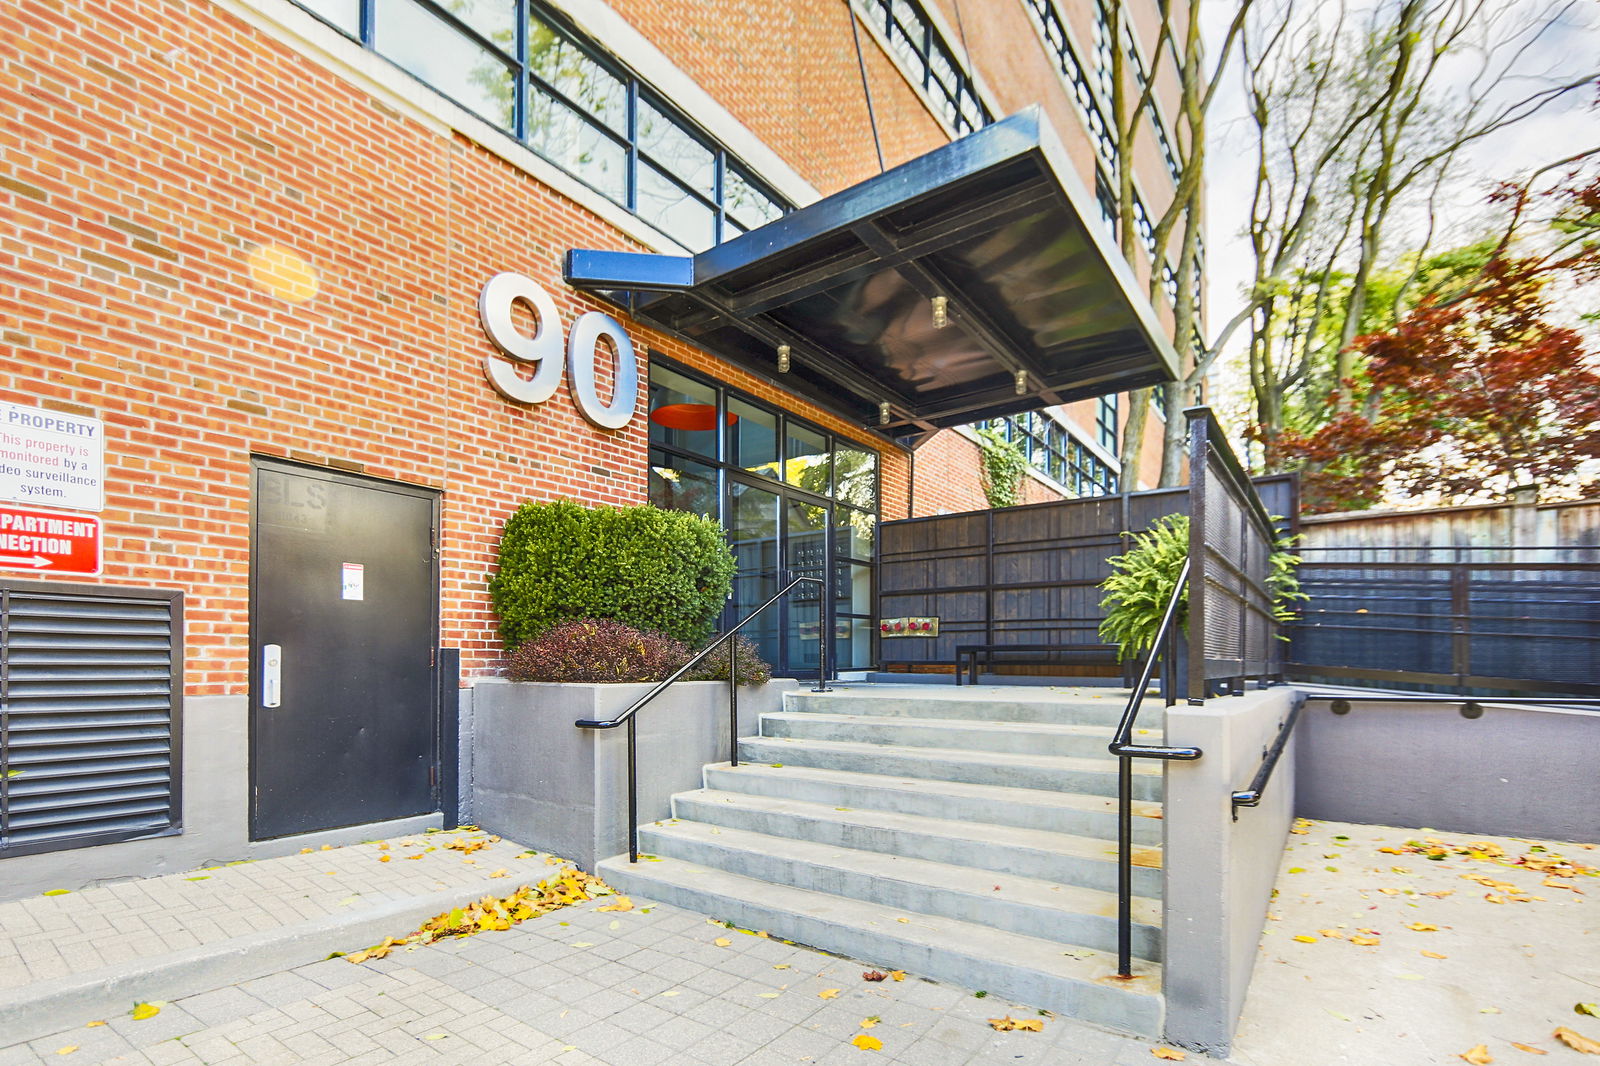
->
[1120, 387, 1152, 489]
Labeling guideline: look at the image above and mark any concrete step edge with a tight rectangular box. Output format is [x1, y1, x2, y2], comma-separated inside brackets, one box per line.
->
[636, 819, 1163, 926]
[596, 855, 1164, 1038]
[736, 736, 1162, 776]
[671, 788, 1164, 869]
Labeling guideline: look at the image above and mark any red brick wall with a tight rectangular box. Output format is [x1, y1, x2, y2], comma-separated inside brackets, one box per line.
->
[909, 430, 1066, 517]
[0, 0, 908, 693]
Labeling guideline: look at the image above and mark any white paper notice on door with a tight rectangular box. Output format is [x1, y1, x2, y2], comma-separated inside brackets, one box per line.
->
[341, 562, 365, 601]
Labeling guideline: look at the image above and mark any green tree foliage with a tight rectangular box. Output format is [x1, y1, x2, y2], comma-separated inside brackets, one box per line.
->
[490, 500, 735, 650]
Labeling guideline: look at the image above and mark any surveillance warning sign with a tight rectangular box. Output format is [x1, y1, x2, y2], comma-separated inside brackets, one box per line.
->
[0, 400, 104, 513]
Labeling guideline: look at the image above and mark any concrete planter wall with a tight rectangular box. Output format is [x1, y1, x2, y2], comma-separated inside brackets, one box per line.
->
[470, 678, 797, 870]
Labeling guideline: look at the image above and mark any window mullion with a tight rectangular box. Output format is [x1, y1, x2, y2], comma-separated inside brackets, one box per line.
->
[626, 79, 639, 213]
[514, 0, 528, 142]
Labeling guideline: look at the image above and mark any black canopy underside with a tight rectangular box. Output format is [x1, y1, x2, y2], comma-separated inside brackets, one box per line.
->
[565, 108, 1179, 437]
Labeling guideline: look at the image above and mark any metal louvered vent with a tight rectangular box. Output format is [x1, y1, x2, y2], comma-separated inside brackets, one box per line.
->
[1, 581, 183, 857]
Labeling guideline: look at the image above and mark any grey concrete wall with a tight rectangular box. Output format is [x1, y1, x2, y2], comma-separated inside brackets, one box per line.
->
[458, 685, 476, 825]
[1162, 687, 1298, 1056]
[0, 695, 442, 902]
[1295, 695, 1599, 843]
[470, 678, 798, 871]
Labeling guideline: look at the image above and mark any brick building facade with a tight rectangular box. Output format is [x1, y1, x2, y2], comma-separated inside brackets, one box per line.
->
[1, 0, 1193, 872]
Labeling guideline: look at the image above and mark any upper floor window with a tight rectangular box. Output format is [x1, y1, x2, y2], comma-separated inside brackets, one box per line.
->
[291, 0, 788, 250]
[854, 0, 991, 135]
[1096, 393, 1118, 452]
[1022, 0, 1116, 168]
[977, 414, 1117, 498]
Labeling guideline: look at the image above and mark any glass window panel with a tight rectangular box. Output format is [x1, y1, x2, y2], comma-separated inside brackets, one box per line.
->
[834, 506, 875, 560]
[638, 100, 714, 199]
[648, 365, 719, 460]
[727, 397, 779, 479]
[296, 0, 360, 36]
[834, 562, 872, 615]
[724, 168, 783, 232]
[832, 443, 877, 510]
[784, 423, 831, 494]
[728, 480, 781, 666]
[527, 12, 627, 132]
[784, 496, 829, 671]
[527, 86, 627, 202]
[376, 0, 515, 131]
[441, 0, 516, 52]
[638, 163, 715, 251]
[720, 218, 747, 243]
[834, 616, 874, 671]
[649, 448, 718, 520]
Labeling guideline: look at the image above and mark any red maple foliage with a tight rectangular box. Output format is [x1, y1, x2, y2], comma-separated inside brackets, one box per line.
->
[1274, 169, 1600, 513]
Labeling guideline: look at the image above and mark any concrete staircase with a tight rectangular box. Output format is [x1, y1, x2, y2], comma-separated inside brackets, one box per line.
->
[597, 683, 1168, 1036]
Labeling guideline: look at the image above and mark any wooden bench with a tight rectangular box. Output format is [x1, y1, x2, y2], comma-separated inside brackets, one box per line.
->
[954, 642, 1121, 686]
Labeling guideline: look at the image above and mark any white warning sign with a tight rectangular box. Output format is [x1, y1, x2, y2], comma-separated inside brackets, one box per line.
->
[0, 400, 104, 512]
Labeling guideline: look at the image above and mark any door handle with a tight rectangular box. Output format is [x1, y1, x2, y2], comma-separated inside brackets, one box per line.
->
[263, 644, 282, 708]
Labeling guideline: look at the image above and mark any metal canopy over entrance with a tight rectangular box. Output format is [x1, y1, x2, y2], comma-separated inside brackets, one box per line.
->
[565, 108, 1179, 435]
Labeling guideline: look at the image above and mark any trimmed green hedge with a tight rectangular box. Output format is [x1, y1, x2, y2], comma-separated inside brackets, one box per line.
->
[489, 500, 735, 649]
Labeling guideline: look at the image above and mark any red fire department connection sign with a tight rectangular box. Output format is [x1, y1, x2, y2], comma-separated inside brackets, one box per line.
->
[0, 505, 102, 575]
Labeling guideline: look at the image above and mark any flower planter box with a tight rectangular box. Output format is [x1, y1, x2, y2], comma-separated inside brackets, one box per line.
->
[469, 678, 797, 871]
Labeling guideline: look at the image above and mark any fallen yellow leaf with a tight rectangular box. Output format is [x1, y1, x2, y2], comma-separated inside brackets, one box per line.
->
[860, 1017, 879, 1029]
[987, 1016, 1044, 1032]
[56, 1048, 78, 1056]
[84, 1022, 106, 1028]
[714, 938, 732, 947]
[757, 992, 781, 999]
[1459, 1046, 1492, 1064]
[1350, 936, 1381, 946]
[487, 868, 509, 879]
[1509, 1043, 1546, 1055]
[895, 917, 910, 924]
[1292, 935, 1318, 943]
[378, 855, 391, 863]
[130, 1003, 161, 1021]
[42, 889, 70, 897]
[889, 971, 906, 981]
[1151, 1047, 1187, 1061]
[1407, 923, 1440, 932]
[851, 1033, 883, 1051]
[597, 896, 633, 912]
[1554, 1027, 1600, 1054]
[819, 988, 841, 999]
[1421, 951, 1448, 959]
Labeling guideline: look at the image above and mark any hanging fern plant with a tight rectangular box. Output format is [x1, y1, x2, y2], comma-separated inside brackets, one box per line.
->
[975, 426, 1028, 509]
[1099, 514, 1191, 660]
[1098, 513, 1307, 661]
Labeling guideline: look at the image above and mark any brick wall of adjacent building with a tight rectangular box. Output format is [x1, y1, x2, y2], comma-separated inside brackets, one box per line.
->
[0, 0, 913, 694]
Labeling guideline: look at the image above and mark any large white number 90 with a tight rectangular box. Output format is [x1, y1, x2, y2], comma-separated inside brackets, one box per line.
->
[477, 272, 639, 430]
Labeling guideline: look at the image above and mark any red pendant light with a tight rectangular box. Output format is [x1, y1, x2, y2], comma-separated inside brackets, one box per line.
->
[649, 403, 736, 431]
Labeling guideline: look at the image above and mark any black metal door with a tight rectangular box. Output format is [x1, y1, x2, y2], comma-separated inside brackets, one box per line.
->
[250, 461, 438, 839]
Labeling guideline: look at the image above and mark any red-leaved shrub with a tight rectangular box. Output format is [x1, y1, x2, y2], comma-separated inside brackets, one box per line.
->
[506, 620, 689, 683]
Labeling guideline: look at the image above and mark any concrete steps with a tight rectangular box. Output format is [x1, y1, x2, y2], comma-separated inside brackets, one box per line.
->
[701, 761, 1165, 846]
[668, 788, 1164, 897]
[736, 735, 1163, 800]
[603, 684, 1168, 1037]
[595, 855, 1164, 1037]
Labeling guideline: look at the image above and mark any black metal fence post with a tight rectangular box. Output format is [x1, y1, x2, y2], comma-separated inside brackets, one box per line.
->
[729, 638, 739, 767]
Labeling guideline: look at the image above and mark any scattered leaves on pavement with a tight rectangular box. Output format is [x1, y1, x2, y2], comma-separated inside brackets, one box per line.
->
[346, 865, 623, 962]
[988, 1016, 1044, 1032]
[1554, 1027, 1600, 1054]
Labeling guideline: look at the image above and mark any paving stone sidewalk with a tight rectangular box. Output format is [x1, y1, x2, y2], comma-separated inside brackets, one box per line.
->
[0, 831, 551, 991]
[2, 885, 1160, 1066]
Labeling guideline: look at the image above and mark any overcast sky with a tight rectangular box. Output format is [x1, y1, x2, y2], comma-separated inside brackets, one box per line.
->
[1201, 0, 1600, 422]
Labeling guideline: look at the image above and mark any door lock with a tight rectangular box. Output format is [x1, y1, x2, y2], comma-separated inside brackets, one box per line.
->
[262, 644, 282, 708]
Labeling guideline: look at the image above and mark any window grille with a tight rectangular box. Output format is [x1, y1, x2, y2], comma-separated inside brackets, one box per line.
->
[0, 582, 182, 858]
[289, 0, 789, 250]
[1097, 393, 1118, 452]
[853, 0, 991, 135]
[981, 414, 1117, 498]
[1021, 0, 1116, 167]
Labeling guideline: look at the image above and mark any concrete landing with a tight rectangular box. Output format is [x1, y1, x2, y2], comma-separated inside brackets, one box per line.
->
[1231, 818, 1600, 1065]
[0, 828, 552, 1047]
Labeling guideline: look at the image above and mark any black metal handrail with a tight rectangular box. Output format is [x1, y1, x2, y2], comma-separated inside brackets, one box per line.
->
[1230, 694, 1304, 818]
[1107, 555, 1202, 978]
[575, 574, 830, 863]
